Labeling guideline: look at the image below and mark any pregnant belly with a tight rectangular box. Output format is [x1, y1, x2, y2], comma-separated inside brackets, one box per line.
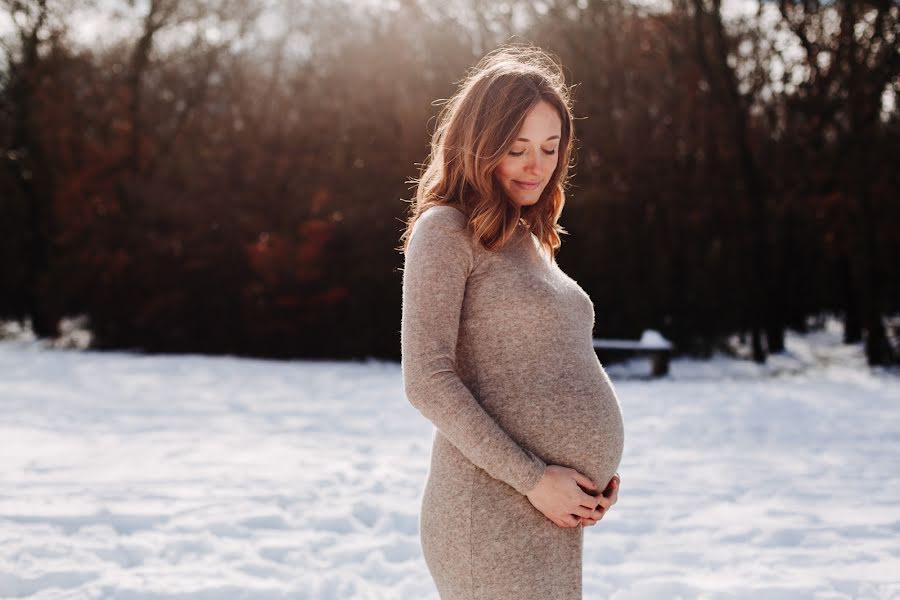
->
[481, 364, 625, 493]
[544, 384, 625, 493]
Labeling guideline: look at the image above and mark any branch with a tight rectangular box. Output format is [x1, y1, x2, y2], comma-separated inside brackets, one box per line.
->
[778, 0, 822, 84]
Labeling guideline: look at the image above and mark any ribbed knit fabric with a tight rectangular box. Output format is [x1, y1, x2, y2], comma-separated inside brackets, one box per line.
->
[401, 204, 625, 599]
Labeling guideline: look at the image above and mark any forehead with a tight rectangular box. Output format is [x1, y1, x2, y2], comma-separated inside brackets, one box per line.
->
[518, 100, 562, 136]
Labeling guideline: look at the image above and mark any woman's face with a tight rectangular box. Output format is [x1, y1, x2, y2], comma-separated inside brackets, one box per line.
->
[494, 99, 562, 208]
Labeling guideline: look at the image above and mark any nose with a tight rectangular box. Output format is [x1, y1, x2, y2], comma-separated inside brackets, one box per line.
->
[524, 151, 541, 174]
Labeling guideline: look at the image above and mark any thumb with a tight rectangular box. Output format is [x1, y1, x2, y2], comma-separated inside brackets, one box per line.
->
[571, 471, 597, 491]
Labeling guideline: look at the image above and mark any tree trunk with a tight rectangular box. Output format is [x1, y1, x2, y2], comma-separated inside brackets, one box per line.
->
[690, 0, 770, 363]
[7, 0, 58, 337]
[841, 255, 862, 344]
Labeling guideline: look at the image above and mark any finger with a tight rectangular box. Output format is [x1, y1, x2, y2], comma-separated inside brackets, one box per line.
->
[561, 514, 580, 528]
[603, 477, 618, 497]
[552, 517, 566, 528]
[571, 470, 598, 492]
[594, 496, 612, 511]
[572, 505, 595, 519]
[607, 484, 619, 505]
[578, 490, 601, 508]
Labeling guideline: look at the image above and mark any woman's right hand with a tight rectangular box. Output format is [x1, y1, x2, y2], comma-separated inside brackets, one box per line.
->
[525, 465, 602, 528]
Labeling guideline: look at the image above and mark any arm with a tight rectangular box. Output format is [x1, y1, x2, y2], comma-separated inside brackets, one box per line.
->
[400, 207, 546, 495]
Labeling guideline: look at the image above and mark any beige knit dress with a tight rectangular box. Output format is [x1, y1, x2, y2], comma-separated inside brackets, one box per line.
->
[401, 204, 625, 600]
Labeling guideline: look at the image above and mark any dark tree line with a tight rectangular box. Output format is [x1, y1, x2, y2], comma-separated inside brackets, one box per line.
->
[1, 0, 897, 364]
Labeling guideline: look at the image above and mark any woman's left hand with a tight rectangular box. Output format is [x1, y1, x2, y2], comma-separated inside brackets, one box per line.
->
[577, 473, 619, 527]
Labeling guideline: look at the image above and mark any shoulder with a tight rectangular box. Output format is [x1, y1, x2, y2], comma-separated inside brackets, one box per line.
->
[410, 205, 472, 246]
[406, 205, 477, 270]
[416, 204, 468, 230]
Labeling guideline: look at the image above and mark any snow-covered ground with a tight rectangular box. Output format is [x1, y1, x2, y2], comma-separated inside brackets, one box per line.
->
[1, 320, 898, 599]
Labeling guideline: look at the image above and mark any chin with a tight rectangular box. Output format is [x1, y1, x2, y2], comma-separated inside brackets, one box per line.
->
[516, 195, 541, 207]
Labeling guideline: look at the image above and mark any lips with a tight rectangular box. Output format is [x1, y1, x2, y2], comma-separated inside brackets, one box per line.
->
[513, 180, 541, 190]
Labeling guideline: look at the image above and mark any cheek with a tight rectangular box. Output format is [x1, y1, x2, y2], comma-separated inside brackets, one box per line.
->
[494, 160, 518, 184]
[546, 154, 560, 173]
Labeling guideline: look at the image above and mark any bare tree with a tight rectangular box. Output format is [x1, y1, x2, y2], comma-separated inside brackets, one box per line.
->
[776, 0, 898, 365]
[1, 0, 65, 335]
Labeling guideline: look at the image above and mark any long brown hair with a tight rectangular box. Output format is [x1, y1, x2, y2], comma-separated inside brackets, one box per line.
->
[399, 44, 576, 257]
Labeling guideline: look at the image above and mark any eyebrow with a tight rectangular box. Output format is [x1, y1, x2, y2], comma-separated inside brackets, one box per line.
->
[516, 135, 560, 142]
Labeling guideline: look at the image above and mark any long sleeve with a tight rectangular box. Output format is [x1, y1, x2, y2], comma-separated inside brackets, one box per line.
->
[400, 207, 546, 496]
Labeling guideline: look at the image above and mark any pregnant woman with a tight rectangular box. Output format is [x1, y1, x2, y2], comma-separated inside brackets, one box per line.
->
[399, 45, 625, 599]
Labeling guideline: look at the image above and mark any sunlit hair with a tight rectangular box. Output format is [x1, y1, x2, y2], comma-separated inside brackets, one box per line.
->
[399, 44, 575, 256]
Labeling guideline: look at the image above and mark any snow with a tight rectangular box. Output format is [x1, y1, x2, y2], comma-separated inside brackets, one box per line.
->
[593, 330, 672, 350]
[1, 319, 899, 599]
[637, 330, 671, 349]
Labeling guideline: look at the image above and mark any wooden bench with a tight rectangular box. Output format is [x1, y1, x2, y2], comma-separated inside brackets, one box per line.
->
[592, 330, 673, 377]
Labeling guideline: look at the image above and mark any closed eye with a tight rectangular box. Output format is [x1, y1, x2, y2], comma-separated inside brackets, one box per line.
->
[508, 149, 558, 157]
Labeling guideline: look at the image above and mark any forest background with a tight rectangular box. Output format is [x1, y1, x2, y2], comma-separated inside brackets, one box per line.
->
[1, 0, 897, 366]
